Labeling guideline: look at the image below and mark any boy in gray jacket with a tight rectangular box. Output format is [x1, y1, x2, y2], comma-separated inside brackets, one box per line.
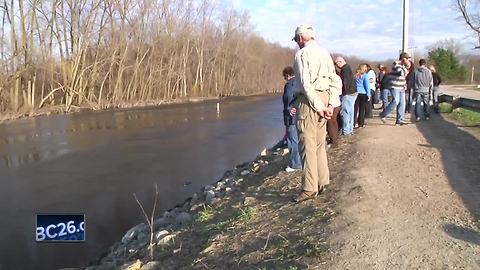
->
[410, 59, 433, 121]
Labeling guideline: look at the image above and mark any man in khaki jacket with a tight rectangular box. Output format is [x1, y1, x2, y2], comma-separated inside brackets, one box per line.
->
[291, 24, 337, 202]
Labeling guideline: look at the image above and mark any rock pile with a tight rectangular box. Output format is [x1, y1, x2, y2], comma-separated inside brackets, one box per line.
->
[85, 145, 288, 270]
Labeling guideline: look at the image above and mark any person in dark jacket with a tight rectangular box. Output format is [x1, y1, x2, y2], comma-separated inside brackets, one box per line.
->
[410, 59, 433, 121]
[428, 65, 442, 113]
[334, 56, 357, 135]
[377, 64, 391, 109]
[282, 66, 302, 172]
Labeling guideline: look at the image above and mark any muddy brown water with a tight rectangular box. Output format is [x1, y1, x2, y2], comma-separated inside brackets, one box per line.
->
[0, 95, 284, 270]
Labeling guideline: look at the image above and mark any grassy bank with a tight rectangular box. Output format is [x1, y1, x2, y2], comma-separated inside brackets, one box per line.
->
[448, 107, 480, 126]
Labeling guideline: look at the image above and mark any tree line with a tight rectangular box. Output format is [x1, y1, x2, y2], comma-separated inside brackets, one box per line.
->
[0, 0, 294, 115]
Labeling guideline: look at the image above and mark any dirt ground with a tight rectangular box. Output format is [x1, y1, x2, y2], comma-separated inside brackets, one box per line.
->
[113, 109, 479, 270]
[327, 110, 480, 269]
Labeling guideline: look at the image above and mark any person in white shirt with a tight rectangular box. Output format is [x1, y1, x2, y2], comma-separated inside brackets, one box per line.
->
[290, 24, 337, 202]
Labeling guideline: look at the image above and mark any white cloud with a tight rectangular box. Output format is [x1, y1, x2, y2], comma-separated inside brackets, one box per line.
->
[234, 0, 477, 60]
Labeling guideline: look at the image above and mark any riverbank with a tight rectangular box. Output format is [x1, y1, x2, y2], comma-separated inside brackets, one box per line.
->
[0, 98, 218, 124]
[0, 92, 281, 125]
[83, 110, 480, 270]
[83, 133, 357, 270]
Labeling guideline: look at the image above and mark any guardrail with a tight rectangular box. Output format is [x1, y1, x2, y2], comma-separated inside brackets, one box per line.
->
[439, 94, 480, 111]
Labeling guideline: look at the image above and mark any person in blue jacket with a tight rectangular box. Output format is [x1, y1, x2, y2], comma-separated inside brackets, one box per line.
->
[282, 66, 302, 172]
[354, 64, 371, 128]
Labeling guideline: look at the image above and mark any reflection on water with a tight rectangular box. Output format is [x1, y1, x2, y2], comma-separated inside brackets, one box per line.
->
[0, 107, 219, 169]
[0, 95, 284, 270]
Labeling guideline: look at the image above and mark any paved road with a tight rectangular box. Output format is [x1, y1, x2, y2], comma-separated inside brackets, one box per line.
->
[441, 85, 480, 100]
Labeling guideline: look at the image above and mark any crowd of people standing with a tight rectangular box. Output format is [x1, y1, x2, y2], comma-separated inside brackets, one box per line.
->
[281, 24, 442, 203]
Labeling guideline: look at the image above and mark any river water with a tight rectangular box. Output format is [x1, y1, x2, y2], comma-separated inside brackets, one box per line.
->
[0, 95, 284, 270]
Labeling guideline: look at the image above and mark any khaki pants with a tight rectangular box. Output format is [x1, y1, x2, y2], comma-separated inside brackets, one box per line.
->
[296, 92, 330, 192]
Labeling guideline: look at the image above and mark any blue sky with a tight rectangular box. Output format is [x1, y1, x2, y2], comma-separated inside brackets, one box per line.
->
[232, 0, 476, 60]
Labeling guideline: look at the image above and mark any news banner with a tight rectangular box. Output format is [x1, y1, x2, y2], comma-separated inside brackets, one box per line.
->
[36, 214, 85, 242]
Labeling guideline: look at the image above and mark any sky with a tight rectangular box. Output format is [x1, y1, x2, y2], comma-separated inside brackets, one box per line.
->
[232, 0, 477, 60]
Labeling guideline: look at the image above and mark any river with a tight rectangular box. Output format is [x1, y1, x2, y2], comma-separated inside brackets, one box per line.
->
[0, 94, 284, 270]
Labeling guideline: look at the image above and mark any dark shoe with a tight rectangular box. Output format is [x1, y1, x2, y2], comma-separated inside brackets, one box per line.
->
[396, 120, 408, 126]
[317, 186, 327, 195]
[292, 190, 318, 203]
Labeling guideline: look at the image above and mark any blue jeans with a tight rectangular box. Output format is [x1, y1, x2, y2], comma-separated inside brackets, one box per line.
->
[432, 87, 440, 113]
[340, 94, 357, 135]
[286, 124, 302, 169]
[415, 92, 431, 118]
[381, 89, 391, 109]
[381, 88, 405, 123]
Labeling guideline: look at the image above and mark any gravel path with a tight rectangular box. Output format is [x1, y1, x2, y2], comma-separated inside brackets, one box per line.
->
[327, 112, 480, 269]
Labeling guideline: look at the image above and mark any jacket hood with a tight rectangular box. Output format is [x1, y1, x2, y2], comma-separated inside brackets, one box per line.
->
[417, 66, 429, 73]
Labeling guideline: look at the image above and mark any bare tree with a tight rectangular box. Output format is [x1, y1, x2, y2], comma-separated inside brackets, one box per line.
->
[455, 0, 480, 49]
[0, 0, 294, 116]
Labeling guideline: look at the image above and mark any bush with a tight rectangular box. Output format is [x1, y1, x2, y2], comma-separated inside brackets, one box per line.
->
[438, 102, 453, 113]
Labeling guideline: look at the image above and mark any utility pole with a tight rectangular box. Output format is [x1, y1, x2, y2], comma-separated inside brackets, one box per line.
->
[402, 0, 409, 54]
[472, 66, 475, 84]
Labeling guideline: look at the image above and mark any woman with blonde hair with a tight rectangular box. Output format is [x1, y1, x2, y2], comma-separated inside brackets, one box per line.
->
[354, 64, 371, 128]
[428, 65, 442, 113]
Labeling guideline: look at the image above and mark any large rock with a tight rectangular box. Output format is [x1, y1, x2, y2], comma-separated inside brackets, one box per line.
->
[205, 190, 216, 203]
[157, 234, 175, 245]
[155, 230, 169, 241]
[121, 259, 142, 270]
[113, 243, 127, 257]
[190, 202, 205, 212]
[127, 236, 149, 251]
[174, 212, 194, 227]
[153, 217, 171, 231]
[140, 261, 162, 270]
[121, 223, 147, 244]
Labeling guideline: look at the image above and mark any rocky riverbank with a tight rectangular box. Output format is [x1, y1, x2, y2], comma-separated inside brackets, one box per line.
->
[0, 97, 221, 124]
[81, 135, 356, 270]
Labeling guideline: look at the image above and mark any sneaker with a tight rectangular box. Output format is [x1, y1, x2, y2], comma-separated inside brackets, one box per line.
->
[380, 117, 387, 123]
[426, 116, 430, 120]
[416, 117, 421, 122]
[396, 120, 408, 126]
[285, 166, 300, 173]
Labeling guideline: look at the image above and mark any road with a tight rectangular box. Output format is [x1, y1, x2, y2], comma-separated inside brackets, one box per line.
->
[441, 84, 480, 100]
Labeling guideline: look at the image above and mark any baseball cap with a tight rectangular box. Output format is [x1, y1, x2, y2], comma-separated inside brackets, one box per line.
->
[292, 24, 315, 41]
[399, 52, 410, 59]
